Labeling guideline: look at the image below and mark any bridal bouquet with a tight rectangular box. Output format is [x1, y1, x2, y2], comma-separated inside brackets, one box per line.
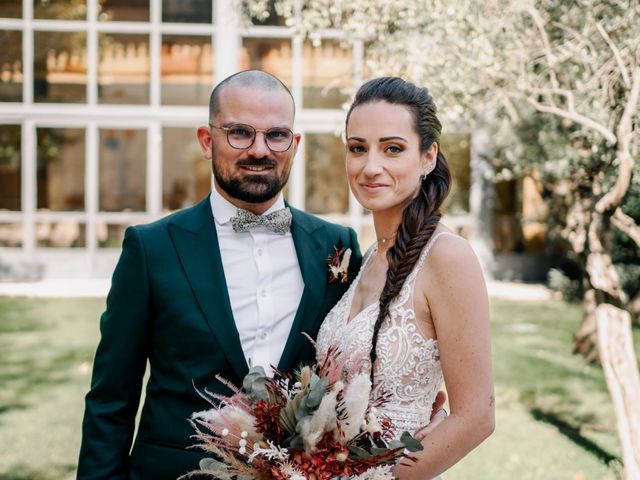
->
[182, 344, 422, 480]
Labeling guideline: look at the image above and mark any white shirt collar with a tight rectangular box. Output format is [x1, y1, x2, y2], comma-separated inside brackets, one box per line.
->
[210, 183, 286, 226]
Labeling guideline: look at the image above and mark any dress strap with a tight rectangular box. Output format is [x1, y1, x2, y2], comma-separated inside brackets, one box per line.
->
[416, 231, 459, 270]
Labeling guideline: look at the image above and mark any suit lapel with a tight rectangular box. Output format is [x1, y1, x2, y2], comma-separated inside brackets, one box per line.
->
[278, 207, 327, 372]
[168, 197, 249, 381]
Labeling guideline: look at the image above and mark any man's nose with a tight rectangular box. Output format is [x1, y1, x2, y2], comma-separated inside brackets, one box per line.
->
[247, 131, 271, 157]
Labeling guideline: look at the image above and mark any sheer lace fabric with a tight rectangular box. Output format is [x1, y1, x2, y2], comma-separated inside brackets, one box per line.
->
[317, 232, 456, 435]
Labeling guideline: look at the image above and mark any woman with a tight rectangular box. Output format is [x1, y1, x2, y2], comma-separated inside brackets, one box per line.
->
[316, 77, 495, 479]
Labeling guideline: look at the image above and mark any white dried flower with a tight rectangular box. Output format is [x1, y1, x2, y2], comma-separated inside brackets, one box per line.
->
[339, 373, 371, 441]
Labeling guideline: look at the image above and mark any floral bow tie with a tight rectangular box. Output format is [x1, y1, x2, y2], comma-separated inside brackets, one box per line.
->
[230, 207, 292, 234]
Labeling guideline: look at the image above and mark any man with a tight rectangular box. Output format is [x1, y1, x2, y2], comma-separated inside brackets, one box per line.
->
[77, 70, 362, 479]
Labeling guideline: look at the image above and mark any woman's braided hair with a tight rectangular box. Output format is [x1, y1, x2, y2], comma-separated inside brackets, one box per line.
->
[345, 77, 452, 382]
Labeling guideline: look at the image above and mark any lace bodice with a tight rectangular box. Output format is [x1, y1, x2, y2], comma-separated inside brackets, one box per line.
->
[317, 232, 455, 435]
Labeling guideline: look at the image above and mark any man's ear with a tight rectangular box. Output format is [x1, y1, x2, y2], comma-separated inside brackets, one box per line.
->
[196, 126, 213, 160]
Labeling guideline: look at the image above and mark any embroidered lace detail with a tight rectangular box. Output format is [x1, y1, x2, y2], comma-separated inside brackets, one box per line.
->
[317, 232, 457, 435]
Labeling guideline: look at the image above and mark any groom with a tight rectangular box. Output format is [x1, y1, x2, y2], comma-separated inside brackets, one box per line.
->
[77, 70, 362, 480]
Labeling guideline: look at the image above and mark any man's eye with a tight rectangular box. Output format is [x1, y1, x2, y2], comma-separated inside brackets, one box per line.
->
[267, 129, 291, 140]
[229, 127, 252, 137]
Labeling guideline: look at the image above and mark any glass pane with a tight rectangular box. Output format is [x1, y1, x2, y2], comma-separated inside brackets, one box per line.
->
[248, 0, 285, 26]
[0, 125, 21, 211]
[34, 31, 87, 103]
[0, 1, 21, 18]
[162, 0, 211, 23]
[98, 0, 149, 22]
[0, 223, 22, 247]
[36, 220, 86, 248]
[305, 133, 348, 214]
[97, 223, 131, 248]
[441, 133, 470, 214]
[241, 38, 292, 88]
[99, 33, 149, 104]
[37, 128, 85, 211]
[99, 128, 146, 211]
[303, 40, 352, 109]
[162, 127, 211, 210]
[0, 31, 22, 102]
[161, 35, 214, 106]
[34, 0, 86, 20]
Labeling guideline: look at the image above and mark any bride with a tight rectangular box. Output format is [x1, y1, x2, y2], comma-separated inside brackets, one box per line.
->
[316, 77, 495, 479]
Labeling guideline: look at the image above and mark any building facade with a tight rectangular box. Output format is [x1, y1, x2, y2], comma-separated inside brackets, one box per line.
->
[1, 0, 544, 280]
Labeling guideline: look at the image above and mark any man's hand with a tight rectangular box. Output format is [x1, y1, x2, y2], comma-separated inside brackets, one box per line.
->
[414, 390, 447, 441]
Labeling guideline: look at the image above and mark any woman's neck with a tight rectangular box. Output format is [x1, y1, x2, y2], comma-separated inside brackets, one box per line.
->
[372, 208, 403, 253]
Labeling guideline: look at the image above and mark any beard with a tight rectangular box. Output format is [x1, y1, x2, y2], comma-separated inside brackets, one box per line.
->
[212, 155, 290, 204]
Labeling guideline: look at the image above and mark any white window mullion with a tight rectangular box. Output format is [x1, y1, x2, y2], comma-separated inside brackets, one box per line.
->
[147, 122, 162, 216]
[149, 0, 161, 108]
[289, 134, 305, 209]
[85, 121, 98, 261]
[215, 0, 239, 82]
[349, 39, 365, 228]
[87, 0, 98, 106]
[22, 0, 33, 105]
[22, 120, 36, 253]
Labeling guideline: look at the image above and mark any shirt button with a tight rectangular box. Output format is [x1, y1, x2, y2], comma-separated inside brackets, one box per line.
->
[261, 289, 267, 297]
[257, 248, 263, 256]
[258, 330, 268, 340]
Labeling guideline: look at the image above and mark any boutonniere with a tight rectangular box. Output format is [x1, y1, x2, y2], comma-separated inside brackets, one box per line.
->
[327, 240, 352, 284]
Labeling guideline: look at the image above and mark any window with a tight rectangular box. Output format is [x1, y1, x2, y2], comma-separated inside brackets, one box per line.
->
[0, 125, 21, 211]
[98, 0, 149, 22]
[34, 31, 87, 103]
[305, 133, 349, 214]
[98, 33, 150, 104]
[161, 35, 214, 106]
[37, 128, 86, 211]
[99, 128, 147, 211]
[0, 31, 22, 102]
[241, 38, 292, 88]
[34, 0, 86, 20]
[162, 127, 211, 210]
[303, 40, 352, 109]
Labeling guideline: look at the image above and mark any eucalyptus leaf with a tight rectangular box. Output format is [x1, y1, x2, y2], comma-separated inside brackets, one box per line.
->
[348, 444, 372, 460]
[388, 439, 405, 450]
[305, 376, 328, 409]
[243, 366, 269, 401]
[199, 458, 229, 473]
[399, 431, 424, 452]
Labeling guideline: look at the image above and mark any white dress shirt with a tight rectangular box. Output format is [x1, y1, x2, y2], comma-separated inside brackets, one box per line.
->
[210, 186, 304, 376]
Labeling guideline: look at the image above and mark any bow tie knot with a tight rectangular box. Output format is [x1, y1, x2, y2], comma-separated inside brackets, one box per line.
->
[230, 207, 292, 234]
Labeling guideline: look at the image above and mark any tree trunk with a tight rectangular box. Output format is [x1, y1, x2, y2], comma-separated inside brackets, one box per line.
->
[573, 289, 600, 363]
[597, 305, 640, 479]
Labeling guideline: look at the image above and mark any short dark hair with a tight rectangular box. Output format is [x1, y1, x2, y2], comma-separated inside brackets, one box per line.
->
[208, 70, 295, 120]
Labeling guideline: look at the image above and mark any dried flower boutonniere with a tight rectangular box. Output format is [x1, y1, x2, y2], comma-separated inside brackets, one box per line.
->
[327, 240, 352, 284]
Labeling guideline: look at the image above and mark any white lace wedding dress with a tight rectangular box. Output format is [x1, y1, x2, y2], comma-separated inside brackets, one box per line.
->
[316, 232, 455, 480]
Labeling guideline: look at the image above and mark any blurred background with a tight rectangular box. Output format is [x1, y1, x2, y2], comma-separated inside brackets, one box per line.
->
[0, 0, 639, 479]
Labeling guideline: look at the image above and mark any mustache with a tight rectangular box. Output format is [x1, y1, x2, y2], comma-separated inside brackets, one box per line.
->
[236, 157, 277, 168]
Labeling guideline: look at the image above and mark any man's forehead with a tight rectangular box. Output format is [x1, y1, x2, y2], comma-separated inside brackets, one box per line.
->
[216, 85, 295, 119]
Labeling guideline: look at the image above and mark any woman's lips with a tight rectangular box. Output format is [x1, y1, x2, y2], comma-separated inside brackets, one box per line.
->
[360, 183, 388, 192]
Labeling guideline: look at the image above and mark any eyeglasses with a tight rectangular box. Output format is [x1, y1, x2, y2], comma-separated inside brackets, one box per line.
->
[209, 123, 295, 153]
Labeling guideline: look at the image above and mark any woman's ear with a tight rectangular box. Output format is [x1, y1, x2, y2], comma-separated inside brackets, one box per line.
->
[421, 142, 438, 176]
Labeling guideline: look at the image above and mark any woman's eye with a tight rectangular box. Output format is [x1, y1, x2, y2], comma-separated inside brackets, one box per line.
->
[349, 145, 365, 153]
[386, 145, 403, 154]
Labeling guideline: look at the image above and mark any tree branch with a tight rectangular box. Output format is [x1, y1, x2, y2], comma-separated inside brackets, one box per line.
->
[595, 21, 631, 88]
[596, 63, 640, 213]
[524, 96, 617, 144]
[524, 6, 560, 101]
[611, 208, 640, 248]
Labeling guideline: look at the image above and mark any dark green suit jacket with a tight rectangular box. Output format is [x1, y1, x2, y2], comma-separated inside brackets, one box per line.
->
[77, 196, 361, 480]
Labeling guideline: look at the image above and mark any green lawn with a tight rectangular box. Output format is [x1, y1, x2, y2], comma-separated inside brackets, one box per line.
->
[0, 297, 636, 479]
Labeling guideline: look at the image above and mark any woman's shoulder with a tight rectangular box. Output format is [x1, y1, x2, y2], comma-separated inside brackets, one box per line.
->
[420, 226, 482, 279]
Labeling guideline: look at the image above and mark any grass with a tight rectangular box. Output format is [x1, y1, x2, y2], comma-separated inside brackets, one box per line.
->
[0, 296, 637, 479]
